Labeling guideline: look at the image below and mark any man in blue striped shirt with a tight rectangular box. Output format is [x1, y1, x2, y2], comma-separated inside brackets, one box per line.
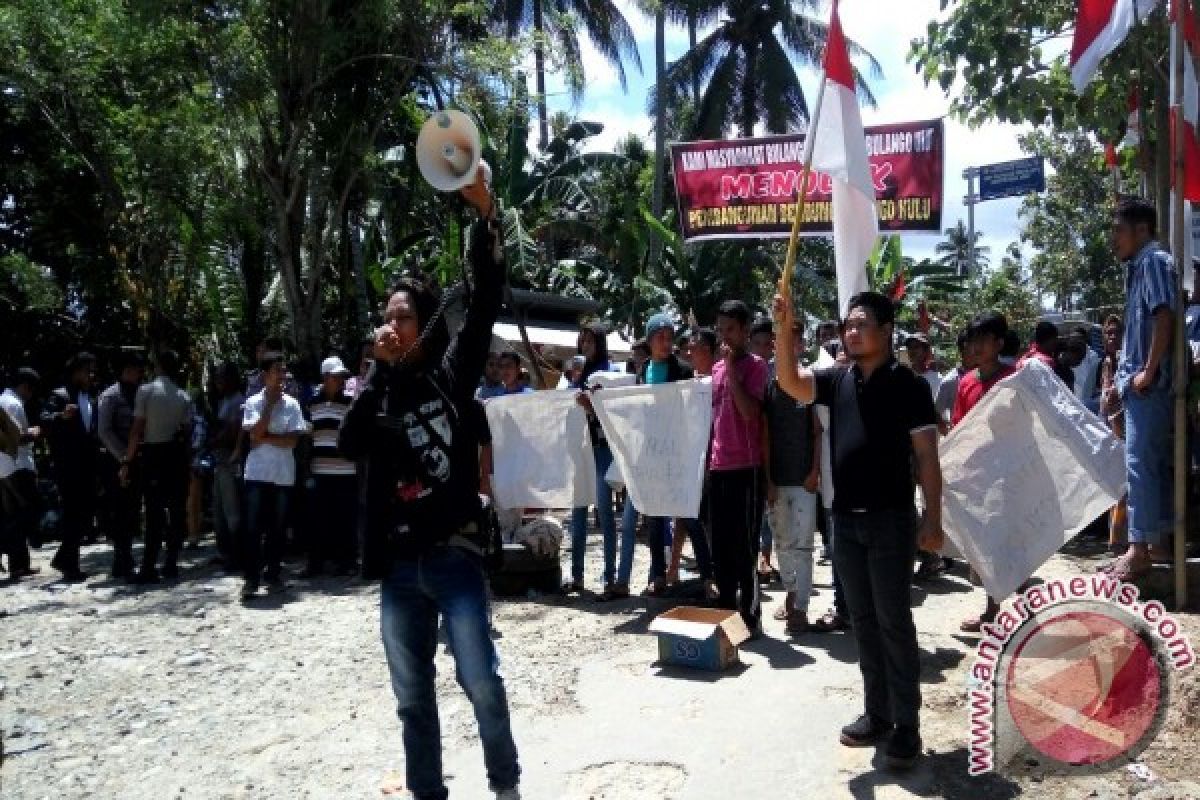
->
[1108, 198, 1178, 581]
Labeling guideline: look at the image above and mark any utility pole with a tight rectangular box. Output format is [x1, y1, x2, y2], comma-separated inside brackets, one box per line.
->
[962, 167, 979, 277]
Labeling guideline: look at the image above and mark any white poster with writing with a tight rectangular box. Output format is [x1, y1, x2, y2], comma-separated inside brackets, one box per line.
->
[486, 391, 595, 510]
[939, 360, 1126, 600]
[592, 380, 713, 518]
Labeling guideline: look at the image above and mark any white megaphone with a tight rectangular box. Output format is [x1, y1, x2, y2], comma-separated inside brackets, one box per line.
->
[416, 110, 490, 192]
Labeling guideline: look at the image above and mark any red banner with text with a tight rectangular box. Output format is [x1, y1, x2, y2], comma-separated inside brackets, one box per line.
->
[669, 119, 944, 242]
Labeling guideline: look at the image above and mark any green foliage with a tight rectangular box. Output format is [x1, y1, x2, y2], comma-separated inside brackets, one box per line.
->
[1, 253, 62, 311]
[935, 221, 990, 275]
[945, 245, 1042, 345]
[654, 0, 881, 137]
[908, 0, 1152, 136]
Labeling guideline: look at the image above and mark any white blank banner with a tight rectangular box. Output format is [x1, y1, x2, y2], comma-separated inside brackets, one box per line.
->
[939, 360, 1126, 600]
[592, 380, 713, 518]
[486, 391, 595, 510]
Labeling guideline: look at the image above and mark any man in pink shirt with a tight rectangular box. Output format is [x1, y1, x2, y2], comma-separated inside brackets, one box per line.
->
[709, 300, 770, 634]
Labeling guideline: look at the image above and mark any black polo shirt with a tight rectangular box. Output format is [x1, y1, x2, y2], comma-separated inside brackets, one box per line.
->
[814, 358, 938, 513]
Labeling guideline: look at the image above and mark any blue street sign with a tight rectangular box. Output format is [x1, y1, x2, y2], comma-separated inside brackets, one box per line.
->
[976, 156, 1045, 202]
[979, 155, 1046, 201]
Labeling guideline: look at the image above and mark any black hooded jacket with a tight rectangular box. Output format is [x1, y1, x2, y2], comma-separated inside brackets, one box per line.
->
[339, 220, 503, 578]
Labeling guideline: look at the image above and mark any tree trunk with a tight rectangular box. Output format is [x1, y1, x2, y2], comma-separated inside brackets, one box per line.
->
[534, 0, 549, 151]
[688, 10, 699, 105]
[653, 10, 666, 219]
[649, 9, 668, 279]
[741, 45, 757, 138]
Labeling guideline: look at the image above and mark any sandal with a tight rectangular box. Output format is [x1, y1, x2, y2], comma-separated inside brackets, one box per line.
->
[960, 609, 997, 633]
[810, 608, 848, 633]
[1107, 560, 1152, 583]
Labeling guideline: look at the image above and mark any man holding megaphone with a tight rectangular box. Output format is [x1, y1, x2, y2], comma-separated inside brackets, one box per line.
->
[339, 153, 521, 799]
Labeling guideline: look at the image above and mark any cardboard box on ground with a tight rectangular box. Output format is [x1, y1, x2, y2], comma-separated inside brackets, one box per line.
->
[650, 607, 753, 671]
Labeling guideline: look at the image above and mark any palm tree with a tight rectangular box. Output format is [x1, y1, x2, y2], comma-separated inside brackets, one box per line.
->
[494, 0, 642, 150]
[653, 0, 881, 138]
[936, 220, 991, 276]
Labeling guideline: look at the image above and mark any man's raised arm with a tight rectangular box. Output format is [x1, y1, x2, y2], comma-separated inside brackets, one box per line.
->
[772, 292, 817, 405]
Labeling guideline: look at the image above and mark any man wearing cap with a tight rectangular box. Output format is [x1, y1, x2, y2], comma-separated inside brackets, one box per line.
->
[617, 312, 696, 597]
[1, 368, 43, 579]
[123, 350, 194, 583]
[42, 352, 101, 581]
[97, 351, 146, 578]
[303, 355, 359, 576]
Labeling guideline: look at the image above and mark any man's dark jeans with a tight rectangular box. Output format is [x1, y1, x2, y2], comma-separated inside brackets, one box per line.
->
[100, 458, 140, 575]
[243, 481, 290, 582]
[307, 474, 359, 571]
[381, 545, 520, 799]
[708, 467, 765, 630]
[52, 469, 96, 575]
[833, 507, 921, 729]
[141, 442, 188, 574]
[1, 470, 40, 573]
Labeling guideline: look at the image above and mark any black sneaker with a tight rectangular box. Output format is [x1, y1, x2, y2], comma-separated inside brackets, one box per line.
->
[240, 580, 260, 600]
[886, 725, 922, 769]
[839, 714, 893, 747]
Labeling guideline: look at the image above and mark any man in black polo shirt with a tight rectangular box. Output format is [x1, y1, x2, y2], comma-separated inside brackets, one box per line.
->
[773, 290, 943, 770]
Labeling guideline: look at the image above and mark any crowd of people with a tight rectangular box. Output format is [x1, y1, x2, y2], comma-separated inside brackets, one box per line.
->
[0, 338, 375, 598]
[0, 194, 1189, 796]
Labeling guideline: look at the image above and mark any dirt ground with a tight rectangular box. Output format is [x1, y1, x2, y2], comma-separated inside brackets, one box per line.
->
[1, 522, 1197, 800]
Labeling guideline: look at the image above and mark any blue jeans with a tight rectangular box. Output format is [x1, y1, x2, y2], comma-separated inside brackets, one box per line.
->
[569, 444, 620, 584]
[833, 508, 920, 729]
[1124, 387, 1173, 545]
[381, 546, 520, 799]
[622, 496, 667, 584]
[759, 513, 773, 554]
[680, 517, 714, 580]
[828, 512, 846, 616]
[242, 481, 290, 582]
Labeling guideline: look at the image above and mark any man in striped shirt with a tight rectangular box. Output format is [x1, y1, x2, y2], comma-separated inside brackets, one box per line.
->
[1106, 198, 1179, 582]
[303, 356, 358, 576]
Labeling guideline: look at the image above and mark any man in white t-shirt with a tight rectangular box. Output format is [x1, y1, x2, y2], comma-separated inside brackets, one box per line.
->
[240, 354, 308, 598]
[1, 368, 42, 579]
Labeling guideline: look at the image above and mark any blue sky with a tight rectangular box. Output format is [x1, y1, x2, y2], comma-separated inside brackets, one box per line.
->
[539, 0, 1037, 264]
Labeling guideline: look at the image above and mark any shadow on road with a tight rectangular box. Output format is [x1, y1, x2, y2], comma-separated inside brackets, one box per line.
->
[846, 746, 1021, 800]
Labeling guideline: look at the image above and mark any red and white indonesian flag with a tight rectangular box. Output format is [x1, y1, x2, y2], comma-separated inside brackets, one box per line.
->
[1172, 0, 1200, 290]
[810, 0, 875, 317]
[1070, 0, 1161, 93]
[1172, 0, 1200, 202]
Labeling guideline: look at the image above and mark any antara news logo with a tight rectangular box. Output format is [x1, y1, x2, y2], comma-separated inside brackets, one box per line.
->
[966, 574, 1195, 776]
